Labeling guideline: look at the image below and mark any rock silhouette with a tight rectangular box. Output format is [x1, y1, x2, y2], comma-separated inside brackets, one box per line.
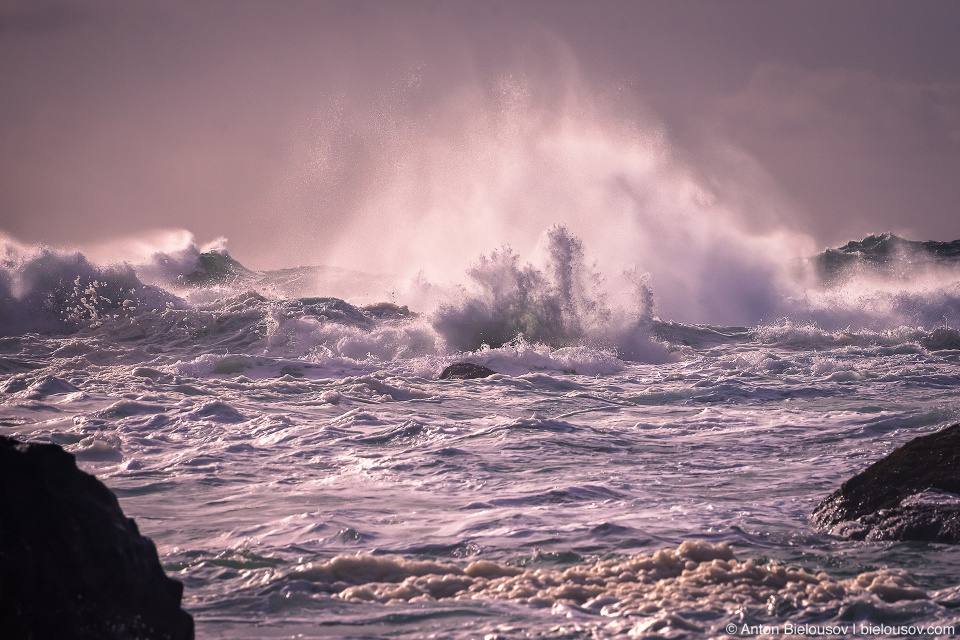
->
[813, 423, 960, 543]
[439, 362, 498, 380]
[0, 436, 194, 639]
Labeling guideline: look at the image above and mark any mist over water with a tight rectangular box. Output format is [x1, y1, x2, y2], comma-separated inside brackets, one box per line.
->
[6, 6, 960, 638]
[5, 77, 960, 640]
[5, 218, 960, 638]
[267, 63, 960, 338]
[430, 225, 671, 363]
[11, 57, 959, 337]
[313, 70, 814, 328]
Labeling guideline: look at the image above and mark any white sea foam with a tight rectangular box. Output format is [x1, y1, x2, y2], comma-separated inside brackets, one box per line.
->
[430, 226, 673, 364]
[785, 268, 960, 331]
[71, 430, 124, 462]
[4, 285, 960, 639]
[4, 63, 960, 640]
[264, 310, 440, 362]
[240, 540, 933, 636]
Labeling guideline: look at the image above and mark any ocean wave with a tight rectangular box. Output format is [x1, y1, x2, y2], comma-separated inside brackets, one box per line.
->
[4, 231, 960, 367]
[204, 540, 949, 637]
[754, 320, 960, 352]
[0, 240, 177, 336]
[431, 225, 672, 363]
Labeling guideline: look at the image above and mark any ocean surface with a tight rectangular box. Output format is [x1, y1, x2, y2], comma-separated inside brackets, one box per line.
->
[3, 231, 960, 638]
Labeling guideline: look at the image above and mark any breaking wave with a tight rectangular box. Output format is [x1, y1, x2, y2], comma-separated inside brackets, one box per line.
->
[431, 225, 671, 363]
[3, 230, 960, 368]
[0, 239, 176, 336]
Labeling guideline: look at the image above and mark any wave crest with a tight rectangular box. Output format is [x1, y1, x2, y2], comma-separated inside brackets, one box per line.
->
[431, 225, 670, 362]
[0, 242, 176, 336]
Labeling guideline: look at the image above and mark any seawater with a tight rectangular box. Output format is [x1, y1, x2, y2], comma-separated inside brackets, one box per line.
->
[2, 234, 960, 638]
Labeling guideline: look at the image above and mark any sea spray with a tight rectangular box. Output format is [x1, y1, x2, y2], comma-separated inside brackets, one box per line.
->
[0, 240, 177, 336]
[4, 231, 960, 639]
[431, 225, 672, 362]
[314, 70, 815, 326]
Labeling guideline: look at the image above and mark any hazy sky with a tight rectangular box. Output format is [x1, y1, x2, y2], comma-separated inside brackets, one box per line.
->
[2, 0, 959, 270]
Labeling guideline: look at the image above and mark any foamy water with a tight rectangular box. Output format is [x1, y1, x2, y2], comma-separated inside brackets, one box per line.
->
[2, 232, 960, 638]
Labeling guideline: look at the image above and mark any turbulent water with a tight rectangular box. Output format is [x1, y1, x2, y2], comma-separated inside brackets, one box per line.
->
[3, 231, 960, 639]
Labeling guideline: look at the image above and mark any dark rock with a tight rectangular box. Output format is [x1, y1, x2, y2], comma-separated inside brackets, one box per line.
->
[279, 364, 304, 378]
[179, 250, 251, 286]
[0, 436, 194, 639]
[828, 500, 960, 543]
[296, 297, 371, 326]
[439, 362, 497, 380]
[361, 302, 416, 320]
[813, 423, 960, 543]
[811, 234, 960, 285]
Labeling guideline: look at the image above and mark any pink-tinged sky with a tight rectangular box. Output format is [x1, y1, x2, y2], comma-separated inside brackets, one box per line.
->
[1, 0, 959, 271]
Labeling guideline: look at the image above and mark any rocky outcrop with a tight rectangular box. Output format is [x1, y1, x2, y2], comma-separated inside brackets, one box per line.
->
[0, 436, 194, 639]
[813, 423, 960, 543]
[439, 362, 498, 380]
[180, 250, 251, 286]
